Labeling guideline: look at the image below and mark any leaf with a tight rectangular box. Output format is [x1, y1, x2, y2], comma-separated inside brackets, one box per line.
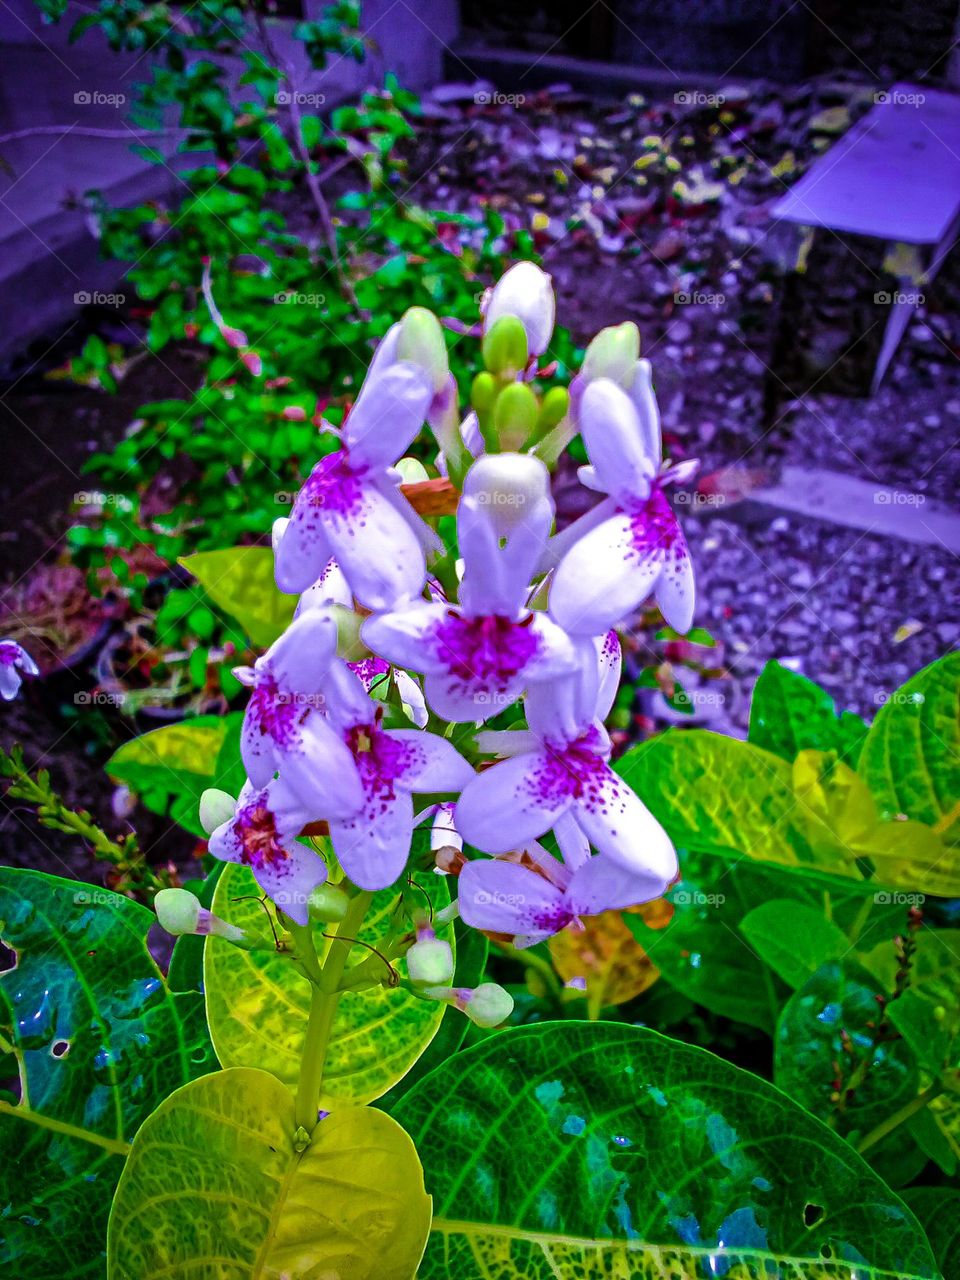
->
[740, 899, 850, 989]
[860, 651, 960, 849]
[900, 1187, 960, 1280]
[0, 869, 214, 1279]
[106, 715, 241, 836]
[549, 904, 663, 1012]
[107, 1067, 430, 1280]
[749, 660, 868, 766]
[392, 1022, 938, 1279]
[616, 730, 835, 872]
[775, 961, 918, 1142]
[204, 863, 449, 1104]
[626, 852, 902, 1034]
[180, 546, 296, 648]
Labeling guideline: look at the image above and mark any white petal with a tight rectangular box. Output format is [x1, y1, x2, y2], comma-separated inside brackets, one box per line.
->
[566, 853, 668, 917]
[654, 525, 695, 634]
[0, 667, 21, 700]
[580, 378, 656, 501]
[550, 510, 662, 637]
[627, 359, 663, 465]
[275, 492, 333, 595]
[344, 362, 433, 467]
[595, 631, 622, 720]
[264, 609, 339, 693]
[423, 671, 516, 724]
[279, 714, 364, 818]
[458, 858, 568, 943]
[361, 601, 451, 674]
[329, 785, 413, 891]
[254, 841, 328, 926]
[386, 729, 474, 793]
[207, 816, 243, 863]
[324, 479, 427, 611]
[240, 701, 276, 790]
[431, 801, 462, 853]
[571, 768, 678, 883]
[396, 670, 428, 728]
[554, 809, 591, 869]
[483, 261, 555, 356]
[455, 750, 575, 854]
[295, 557, 352, 614]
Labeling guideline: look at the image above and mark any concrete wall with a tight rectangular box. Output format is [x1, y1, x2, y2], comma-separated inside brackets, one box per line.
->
[0, 0, 459, 364]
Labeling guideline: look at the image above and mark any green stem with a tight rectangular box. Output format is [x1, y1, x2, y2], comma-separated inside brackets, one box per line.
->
[293, 890, 373, 1133]
[856, 1081, 944, 1155]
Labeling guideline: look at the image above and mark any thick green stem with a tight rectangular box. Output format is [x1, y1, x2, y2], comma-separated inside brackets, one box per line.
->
[293, 890, 373, 1133]
[856, 1081, 944, 1155]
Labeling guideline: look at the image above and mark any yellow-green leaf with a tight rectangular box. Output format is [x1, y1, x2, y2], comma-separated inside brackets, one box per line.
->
[204, 864, 448, 1104]
[181, 547, 296, 648]
[107, 1067, 431, 1280]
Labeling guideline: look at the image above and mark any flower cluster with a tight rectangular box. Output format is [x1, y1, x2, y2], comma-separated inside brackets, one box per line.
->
[192, 263, 696, 1018]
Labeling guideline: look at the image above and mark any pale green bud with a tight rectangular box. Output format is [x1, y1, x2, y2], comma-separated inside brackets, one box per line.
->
[493, 381, 539, 451]
[484, 262, 555, 357]
[307, 883, 351, 923]
[481, 315, 528, 377]
[581, 321, 640, 387]
[155, 888, 244, 942]
[199, 788, 236, 835]
[395, 456, 430, 485]
[397, 306, 449, 391]
[407, 936, 455, 986]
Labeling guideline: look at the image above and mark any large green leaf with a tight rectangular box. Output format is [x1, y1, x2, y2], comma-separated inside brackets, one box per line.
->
[775, 961, 918, 1142]
[749, 660, 868, 766]
[739, 899, 850, 990]
[625, 852, 901, 1034]
[617, 730, 835, 870]
[106, 713, 242, 836]
[0, 869, 215, 1279]
[108, 1067, 431, 1279]
[859, 651, 960, 846]
[392, 1022, 937, 1279]
[204, 863, 449, 1104]
[181, 546, 296, 648]
[901, 1187, 960, 1280]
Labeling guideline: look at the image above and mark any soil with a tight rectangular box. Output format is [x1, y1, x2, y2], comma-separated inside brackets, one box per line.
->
[1, 77, 958, 885]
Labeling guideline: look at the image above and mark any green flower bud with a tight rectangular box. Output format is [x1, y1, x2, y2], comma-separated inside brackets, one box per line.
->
[529, 384, 570, 444]
[307, 883, 351, 922]
[155, 888, 244, 942]
[581, 321, 640, 387]
[395, 456, 430, 485]
[199, 788, 236, 835]
[481, 315, 528, 377]
[470, 371, 498, 416]
[397, 306, 448, 391]
[464, 982, 514, 1027]
[407, 936, 455, 986]
[493, 381, 539, 451]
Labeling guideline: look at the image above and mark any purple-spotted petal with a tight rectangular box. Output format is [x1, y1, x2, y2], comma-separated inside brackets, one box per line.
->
[596, 630, 622, 721]
[295, 557, 352, 614]
[566, 852, 669, 917]
[361, 601, 450, 674]
[252, 840, 328, 926]
[455, 749, 576, 854]
[274, 462, 336, 594]
[328, 784, 414, 891]
[279, 714, 364, 818]
[458, 858, 570, 943]
[385, 728, 475, 793]
[570, 767, 678, 883]
[344, 362, 433, 467]
[240, 699, 276, 790]
[654, 522, 695, 634]
[550, 507, 663, 637]
[323, 477, 427, 611]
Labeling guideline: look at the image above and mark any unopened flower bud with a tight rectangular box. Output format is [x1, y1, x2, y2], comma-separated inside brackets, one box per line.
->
[483, 262, 555, 357]
[407, 935, 455, 986]
[470, 371, 498, 416]
[397, 306, 449, 391]
[307, 883, 350, 922]
[155, 888, 244, 942]
[395, 456, 430, 485]
[241, 350, 263, 377]
[493, 382, 539, 451]
[581, 321, 640, 387]
[199, 788, 236, 835]
[463, 453, 551, 533]
[281, 405, 307, 421]
[481, 315, 528, 378]
[220, 325, 248, 350]
[424, 982, 514, 1027]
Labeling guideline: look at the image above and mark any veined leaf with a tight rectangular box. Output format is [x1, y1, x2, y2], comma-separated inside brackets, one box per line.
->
[392, 1022, 937, 1279]
[549, 903, 665, 1013]
[0, 869, 214, 1279]
[900, 1187, 960, 1280]
[181, 546, 296, 648]
[749, 660, 868, 766]
[204, 863, 449, 1104]
[106, 714, 242, 836]
[859, 651, 960, 851]
[739, 899, 850, 989]
[108, 1067, 430, 1280]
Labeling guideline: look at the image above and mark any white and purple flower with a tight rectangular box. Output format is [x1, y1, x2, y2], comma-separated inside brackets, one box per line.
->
[274, 356, 437, 611]
[549, 371, 696, 636]
[0, 640, 38, 701]
[362, 454, 578, 722]
[207, 778, 326, 925]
